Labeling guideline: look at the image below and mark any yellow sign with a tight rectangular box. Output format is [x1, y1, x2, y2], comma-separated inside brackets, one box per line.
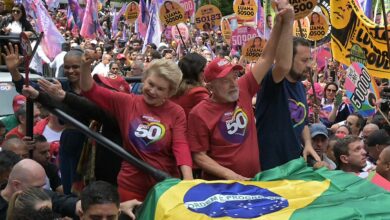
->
[308, 12, 329, 41]
[159, 0, 186, 26]
[293, 17, 310, 39]
[331, 0, 390, 77]
[289, 0, 317, 20]
[125, 2, 139, 24]
[221, 18, 232, 45]
[242, 37, 267, 61]
[195, 4, 222, 31]
[233, 0, 258, 20]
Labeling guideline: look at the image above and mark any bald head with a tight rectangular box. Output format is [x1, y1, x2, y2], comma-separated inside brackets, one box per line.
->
[377, 146, 390, 181]
[8, 159, 46, 192]
[381, 147, 390, 163]
[362, 123, 380, 140]
[2, 138, 29, 159]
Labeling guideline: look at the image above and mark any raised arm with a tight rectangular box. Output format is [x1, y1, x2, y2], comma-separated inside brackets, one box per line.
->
[251, 3, 294, 84]
[79, 49, 95, 92]
[272, 4, 294, 83]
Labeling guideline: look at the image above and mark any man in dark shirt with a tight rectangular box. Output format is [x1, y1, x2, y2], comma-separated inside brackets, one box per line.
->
[32, 134, 63, 194]
[0, 159, 79, 219]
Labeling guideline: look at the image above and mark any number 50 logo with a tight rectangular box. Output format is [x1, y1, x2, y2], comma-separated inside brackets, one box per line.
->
[225, 109, 248, 136]
[134, 123, 166, 144]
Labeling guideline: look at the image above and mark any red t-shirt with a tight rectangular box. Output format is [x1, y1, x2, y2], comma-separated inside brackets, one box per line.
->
[83, 83, 192, 199]
[171, 87, 210, 117]
[5, 127, 24, 140]
[188, 72, 260, 180]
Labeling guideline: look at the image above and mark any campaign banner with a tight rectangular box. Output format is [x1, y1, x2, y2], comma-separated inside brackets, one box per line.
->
[344, 62, 380, 117]
[330, 0, 390, 78]
[172, 23, 189, 43]
[125, 2, 139, 24]
[231, 26, 258, 49]
[164, 26, 173, 41]
[233, 0, 258, 20]
[293, 17, 310, 39]
[195, 4, 222, 31]
[308, 11, 329, 41]
[159, 0, 186, 26]
[242, 37, 267, 61]
[221, 18, 232, 45]
[289, 0, 317, 19]
[174, 0, 195, 19]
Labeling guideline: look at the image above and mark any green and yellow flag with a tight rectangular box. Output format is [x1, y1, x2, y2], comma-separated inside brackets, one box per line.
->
[137, 158, 390, 219]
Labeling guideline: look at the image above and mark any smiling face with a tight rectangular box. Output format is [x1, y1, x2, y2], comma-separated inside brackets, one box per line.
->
[142, 72, 171, 107]
[64, 55, 81, 83]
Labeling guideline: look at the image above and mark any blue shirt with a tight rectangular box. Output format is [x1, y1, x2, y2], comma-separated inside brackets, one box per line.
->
[255, 69, 308, 170]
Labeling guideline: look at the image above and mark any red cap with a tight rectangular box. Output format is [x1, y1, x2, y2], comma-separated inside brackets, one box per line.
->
[204, 58, 243, 83]
[116, 54, 126, 60]
[12, 95, 26, 112]
[93, 74, 130, 94]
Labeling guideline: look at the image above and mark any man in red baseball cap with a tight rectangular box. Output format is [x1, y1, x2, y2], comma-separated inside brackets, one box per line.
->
[187, 2, 296, 180]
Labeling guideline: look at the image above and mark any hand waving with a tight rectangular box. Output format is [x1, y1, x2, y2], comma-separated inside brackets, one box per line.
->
[2, 43, 22, 72]
[38, 79, 66, 102]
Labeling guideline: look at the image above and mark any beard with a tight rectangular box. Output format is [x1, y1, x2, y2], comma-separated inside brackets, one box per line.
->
[289, 68, 308, 81]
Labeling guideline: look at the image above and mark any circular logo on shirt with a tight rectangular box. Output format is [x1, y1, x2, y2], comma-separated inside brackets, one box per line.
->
[129, 119, 166, 152]
[183, 183, 288, 218]
[218, 107, 249, 143]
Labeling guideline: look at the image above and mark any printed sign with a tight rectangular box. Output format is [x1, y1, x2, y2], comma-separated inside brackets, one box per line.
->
[125, 2, 139, 24]
[195, 4, 222, 31]
[233, 0, 258, 20]
[20, 32, 33, 61]
[293, 17, 310, 39]
[231, 26, 258, 49]
[164, 26, 173, 41]
[159, 0, 186, 26]
[171, 23, 189, 43]
[242, 37, 267, 61]
[345, 62, 380, 117]
[308, 12, 329, 41]
[289, 0, 317, 20]
[221, 18, 232, 45]
[174, 0, 195, 19]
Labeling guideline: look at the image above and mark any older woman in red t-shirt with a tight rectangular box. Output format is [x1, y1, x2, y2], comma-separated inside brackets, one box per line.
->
[80, 51, 193, 201]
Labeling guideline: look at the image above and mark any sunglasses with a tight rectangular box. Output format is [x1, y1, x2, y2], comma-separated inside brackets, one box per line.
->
[326, 89, 337, 92]
[12, 9, 21, 14]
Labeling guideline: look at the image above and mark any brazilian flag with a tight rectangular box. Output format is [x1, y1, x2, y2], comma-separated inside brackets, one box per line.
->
[136, 158, 390, 219]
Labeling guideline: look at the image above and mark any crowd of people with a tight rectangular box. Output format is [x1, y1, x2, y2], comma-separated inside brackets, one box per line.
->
[0, 0, 390, 219]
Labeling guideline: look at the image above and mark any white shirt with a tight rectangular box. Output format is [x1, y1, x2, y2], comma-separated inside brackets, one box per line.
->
[50, 51, 67, 77]
[92, 62, 110, 76]
[29, 41, 51, 74]
[42, 125, 63, 143]
[7, 21, 22, 35]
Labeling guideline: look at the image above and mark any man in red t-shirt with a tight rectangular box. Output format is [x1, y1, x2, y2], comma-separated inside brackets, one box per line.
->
[187, 2, 295, 180]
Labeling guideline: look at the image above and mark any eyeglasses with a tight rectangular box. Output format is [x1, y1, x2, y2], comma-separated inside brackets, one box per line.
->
[12, 9, 21, 14]
[326, 89, 337, 92]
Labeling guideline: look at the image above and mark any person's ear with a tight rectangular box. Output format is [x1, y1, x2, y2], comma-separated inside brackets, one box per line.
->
[11, 179, 22, 191]
[340, 155, 349, 164]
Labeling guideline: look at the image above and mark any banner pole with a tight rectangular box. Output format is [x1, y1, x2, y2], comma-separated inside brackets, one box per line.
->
[175, 24, 188, 53]
[380, 0, 390, 59]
